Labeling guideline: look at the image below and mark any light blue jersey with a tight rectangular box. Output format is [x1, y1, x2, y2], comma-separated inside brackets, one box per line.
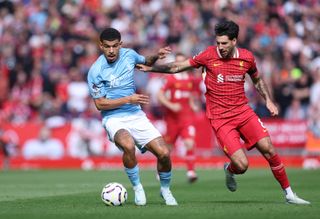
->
[87, 48, 146, 121]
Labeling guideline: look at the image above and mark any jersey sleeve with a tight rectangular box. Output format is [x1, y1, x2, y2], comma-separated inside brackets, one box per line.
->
[189, 49, 209, 68]
[87, 66, 106, 99]
[130, 49, 146, 64]
[247, 52, 259, 79]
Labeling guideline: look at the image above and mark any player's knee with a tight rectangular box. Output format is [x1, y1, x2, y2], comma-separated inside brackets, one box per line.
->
[122, 144, 136, 155]
[157, 147, 170, 163]
[266, 145, 276, 156]
[237, 166, 247, 174]
[236, 159, 248, 174]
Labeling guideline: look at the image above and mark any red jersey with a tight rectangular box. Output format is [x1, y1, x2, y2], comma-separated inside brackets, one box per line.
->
[160, 73, 198, 123]
[189, 46, 259, 123]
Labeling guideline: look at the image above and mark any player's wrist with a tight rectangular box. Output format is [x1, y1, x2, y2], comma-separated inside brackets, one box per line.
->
[127, 96, 132, 104]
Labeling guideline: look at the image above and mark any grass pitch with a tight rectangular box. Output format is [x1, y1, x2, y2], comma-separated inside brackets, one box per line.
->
[0, 168, 319, 219]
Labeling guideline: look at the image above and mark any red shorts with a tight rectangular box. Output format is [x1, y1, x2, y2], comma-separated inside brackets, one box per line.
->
[164, 120, 195, 145]
[210, 111, 269, 157]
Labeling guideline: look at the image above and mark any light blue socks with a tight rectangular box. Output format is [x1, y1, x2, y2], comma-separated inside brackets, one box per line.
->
[158, 171, 172, 188]
[125, 165, 140, 186]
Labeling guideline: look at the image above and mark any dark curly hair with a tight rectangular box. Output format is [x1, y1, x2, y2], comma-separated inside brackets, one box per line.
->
[214, 20, 239, 40]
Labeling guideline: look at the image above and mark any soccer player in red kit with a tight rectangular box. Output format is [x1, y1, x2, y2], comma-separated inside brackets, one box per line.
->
[158, 53, 201, 183]
[137, 20, 310, 204]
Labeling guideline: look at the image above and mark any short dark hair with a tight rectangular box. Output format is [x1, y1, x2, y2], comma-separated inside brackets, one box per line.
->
[100, 28, 121, 42]
[214, 20, 239, 40]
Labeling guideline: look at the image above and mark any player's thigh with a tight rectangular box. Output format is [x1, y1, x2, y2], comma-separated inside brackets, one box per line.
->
[114, 129, 135, 151]
[180, 124, 196, 149]
[229, 148, 248, 170]
[164, 121, 179, 145]
[215, 125, 243, 158]
[239, 115, 269, 150]
[255, 136, 276, 159]
[145, 136, 170, 158]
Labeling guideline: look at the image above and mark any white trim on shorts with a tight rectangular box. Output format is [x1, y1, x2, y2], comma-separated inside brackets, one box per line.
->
[102, 111, 161, 153]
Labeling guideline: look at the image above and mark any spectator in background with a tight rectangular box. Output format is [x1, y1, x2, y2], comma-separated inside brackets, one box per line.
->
[309, 68, 320, 137]
[310, 68, 320, 109]
[284, 98, 306, 121]
[292, 71, 313, 115]
[67, 103, 106, 158]
[66, 67, 89, 117]
[0, 0, 320, 124]
[0, 127, 18, 170]
[22, 126, 64, 159]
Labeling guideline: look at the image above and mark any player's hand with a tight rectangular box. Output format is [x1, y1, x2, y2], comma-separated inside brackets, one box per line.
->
[136, 64, 152, 72]
[266, 100, 279, 116]
[158, 46, 171, 59]
[129, 94, 149, 105]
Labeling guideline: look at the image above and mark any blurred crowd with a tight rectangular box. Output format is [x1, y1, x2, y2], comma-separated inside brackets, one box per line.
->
[0, 0, 320, 137]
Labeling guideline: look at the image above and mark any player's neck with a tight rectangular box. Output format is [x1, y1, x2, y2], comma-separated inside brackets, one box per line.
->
[227, 47, 237, 59]
[216, 46, 238, 59]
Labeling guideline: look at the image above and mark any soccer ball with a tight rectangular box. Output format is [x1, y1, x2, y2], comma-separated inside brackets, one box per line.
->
[101, 182, 128, 206]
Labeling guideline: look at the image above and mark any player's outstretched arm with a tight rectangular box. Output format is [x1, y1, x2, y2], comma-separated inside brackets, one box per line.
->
[251, 77, 279, 116]
[144, 46, 172, 66]
[136, 59, 193, 74]
[93, 94, 149, 111]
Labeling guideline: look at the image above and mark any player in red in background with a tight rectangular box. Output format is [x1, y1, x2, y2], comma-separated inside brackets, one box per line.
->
[157, 53, 202, 183]
[137, 20, 310, 204]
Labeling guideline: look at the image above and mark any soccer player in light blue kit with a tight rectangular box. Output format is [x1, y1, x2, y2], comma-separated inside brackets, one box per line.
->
[87, 28, 178, 206]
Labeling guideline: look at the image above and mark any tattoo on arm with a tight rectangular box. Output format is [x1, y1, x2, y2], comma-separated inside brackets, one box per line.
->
[145, 55, 159, 66]
[151, 62, 191, 74]
[254, 78, 272, 100]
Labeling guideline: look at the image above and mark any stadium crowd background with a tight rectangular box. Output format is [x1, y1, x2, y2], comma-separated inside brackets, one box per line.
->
[0, 0, 320, 160]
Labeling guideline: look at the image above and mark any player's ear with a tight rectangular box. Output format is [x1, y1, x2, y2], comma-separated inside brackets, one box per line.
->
[119, 41, 123, 47]
[232, 38, 237, 46]
[99, 41, 104, 50]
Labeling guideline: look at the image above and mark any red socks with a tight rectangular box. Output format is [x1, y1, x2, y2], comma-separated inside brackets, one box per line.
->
[266, 154, 290, 189]
[186, 149, 195, 171]
[227, 154, 290, 190]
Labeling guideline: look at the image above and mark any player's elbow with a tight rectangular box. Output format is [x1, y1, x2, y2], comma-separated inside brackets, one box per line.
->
[94, 98, 105, 111]
[94, 102, 102, 111]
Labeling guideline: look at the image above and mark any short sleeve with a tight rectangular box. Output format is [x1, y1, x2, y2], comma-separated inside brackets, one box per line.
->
[130, 49, 146, 64]
[87, 67, 106, 99]
[247, 55, 259, 78]
[189, 49, 209, 68]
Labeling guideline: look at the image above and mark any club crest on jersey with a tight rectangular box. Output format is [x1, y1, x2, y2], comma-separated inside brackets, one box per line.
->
[239, 61, 244, 70]
[92, 83, 102, 95]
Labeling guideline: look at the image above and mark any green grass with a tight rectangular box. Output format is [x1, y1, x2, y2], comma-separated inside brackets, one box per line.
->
[0, 168, 319, 219]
